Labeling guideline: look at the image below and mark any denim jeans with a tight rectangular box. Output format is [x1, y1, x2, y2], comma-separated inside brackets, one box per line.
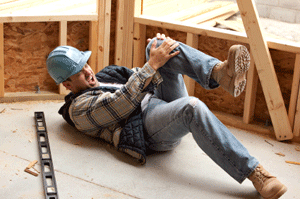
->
[142, 38, 259, 183]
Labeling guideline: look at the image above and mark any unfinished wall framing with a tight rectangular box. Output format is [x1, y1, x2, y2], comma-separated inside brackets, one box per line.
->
[0, 0, 300, 142]
[0, 0, 111, 99]
[114, 0, 300, 142]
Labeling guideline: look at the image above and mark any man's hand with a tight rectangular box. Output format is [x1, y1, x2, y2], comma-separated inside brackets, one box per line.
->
[147, 34, 180, 71]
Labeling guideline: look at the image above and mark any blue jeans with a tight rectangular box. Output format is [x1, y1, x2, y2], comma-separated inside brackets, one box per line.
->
[142, 38, 259, 183]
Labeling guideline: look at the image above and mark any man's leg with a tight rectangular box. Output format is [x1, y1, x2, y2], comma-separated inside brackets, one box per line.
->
[146, 38, 250, 98]
[143, 96, 287, 198]
[143, 96, 258, 183]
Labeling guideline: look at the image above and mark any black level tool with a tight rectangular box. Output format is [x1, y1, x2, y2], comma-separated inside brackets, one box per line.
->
[34, 112, 59, 199]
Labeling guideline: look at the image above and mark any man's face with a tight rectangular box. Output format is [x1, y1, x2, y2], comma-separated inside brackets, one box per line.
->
[63, 64, 99, 93]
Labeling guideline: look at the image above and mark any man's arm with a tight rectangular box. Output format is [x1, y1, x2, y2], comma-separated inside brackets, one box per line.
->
[69, 35, 180, 133]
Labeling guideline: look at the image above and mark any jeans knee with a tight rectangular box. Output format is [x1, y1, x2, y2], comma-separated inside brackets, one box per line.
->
[187, 97, 211, 120]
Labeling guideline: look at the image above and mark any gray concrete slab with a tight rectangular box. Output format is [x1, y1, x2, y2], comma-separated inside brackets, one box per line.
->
[1, 101, 299, 199]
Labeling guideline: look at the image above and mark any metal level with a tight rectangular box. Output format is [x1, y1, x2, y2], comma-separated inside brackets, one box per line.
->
[34, 112, 59, 199]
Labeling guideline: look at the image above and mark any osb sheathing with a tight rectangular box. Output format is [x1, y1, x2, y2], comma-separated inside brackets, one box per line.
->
[4, 21, 90, 93]
[2, 0, 295, 125]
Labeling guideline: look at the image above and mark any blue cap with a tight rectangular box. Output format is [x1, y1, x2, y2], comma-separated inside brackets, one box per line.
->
[46, 46, 91, 84]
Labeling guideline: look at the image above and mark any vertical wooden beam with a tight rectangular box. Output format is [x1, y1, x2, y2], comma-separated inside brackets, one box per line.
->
[243, 52, 258, 124]
[58, 21, 69, 95]
[184, 33, 198, 96]
[115, 0, 135, 68]
[236, 0, 293, 140]
[89, 21, 98, 73]
[124, 0, 134, 68]
[98, 0, 111, 71]
[294, 85, 300, 136]
[115, 0, 125, 66]
[0, 23, 4, 97]
[133, 23, 146, 68]
[133, 0, 146, 68]
[288, 54, 300, 128]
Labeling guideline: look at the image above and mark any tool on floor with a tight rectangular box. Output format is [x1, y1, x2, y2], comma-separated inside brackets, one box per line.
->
[34, 111, 59, 199]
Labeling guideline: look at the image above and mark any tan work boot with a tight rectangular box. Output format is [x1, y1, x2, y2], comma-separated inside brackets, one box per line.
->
[211, 45, 250, 97]
[248, 164, 287, 199]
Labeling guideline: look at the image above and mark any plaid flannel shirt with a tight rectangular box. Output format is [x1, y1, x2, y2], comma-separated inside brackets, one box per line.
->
[69, 62, 162, 147]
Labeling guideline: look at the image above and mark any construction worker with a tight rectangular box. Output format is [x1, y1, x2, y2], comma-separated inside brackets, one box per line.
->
[46, 33, 287, 199]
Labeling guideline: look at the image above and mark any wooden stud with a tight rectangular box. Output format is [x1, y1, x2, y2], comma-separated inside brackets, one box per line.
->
[114, 0, 137, 68]
[289, 54, 300, 128]
[133, 0, 146, 69]
[114, 0, 125, 66]
[133, 23, 146, 68]
[97, 0, 111, 71]
[293, 83, 300, 136]
[58, 21, 69, 95]
[0, 23, 4, 97]
[89, 21, 98, 72]
[243, 52, 258, 124]
[0, 15, 98, 23]
[184, 33, 198, 96]
[124, 0, 135, 68]
[236, 0, 293, 140]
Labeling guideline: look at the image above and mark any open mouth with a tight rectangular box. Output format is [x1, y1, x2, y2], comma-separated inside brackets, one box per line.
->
[86, 75, 95, 84]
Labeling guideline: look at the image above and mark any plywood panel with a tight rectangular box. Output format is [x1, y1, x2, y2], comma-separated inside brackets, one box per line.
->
[4, 22, 59, 93]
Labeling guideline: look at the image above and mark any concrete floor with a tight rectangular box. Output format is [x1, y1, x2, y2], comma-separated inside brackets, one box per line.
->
[1, 100, 300, 199]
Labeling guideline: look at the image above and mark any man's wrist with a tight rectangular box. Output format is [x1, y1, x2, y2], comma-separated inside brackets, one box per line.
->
[147, 60, 158, 71]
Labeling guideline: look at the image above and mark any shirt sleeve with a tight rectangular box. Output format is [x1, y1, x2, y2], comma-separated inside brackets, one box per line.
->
[69, 62, 162, 133]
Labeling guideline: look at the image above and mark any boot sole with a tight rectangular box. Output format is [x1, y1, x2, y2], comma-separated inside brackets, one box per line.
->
[227, 45, 250, 97]
[267, 185, 287, 199]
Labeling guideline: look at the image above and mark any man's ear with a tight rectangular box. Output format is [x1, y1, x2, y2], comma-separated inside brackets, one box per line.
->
[62, 81, 72, 90]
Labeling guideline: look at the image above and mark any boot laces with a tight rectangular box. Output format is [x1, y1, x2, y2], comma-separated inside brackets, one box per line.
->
[254, 165, 275, 186]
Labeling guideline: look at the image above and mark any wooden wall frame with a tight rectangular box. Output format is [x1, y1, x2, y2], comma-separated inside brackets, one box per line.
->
[0, 0, 299, 141]
[0, 0, 111, 99]
[115, 0, 300, 141]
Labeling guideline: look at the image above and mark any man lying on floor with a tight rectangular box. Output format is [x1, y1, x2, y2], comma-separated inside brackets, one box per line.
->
[46, 33, 287, 199]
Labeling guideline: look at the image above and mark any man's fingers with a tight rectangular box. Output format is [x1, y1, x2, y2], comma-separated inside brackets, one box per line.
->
[151, 39, 157, 49]
[169, 50, 180, 58]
